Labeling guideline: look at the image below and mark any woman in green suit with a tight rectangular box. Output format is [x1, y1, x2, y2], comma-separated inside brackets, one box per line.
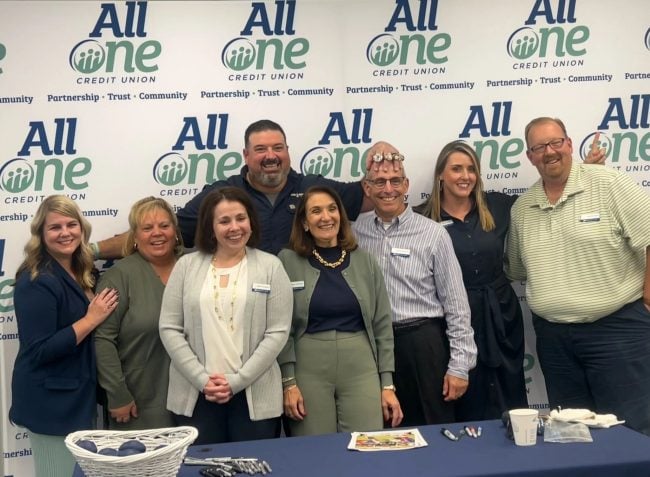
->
[279, 186, 402, 435]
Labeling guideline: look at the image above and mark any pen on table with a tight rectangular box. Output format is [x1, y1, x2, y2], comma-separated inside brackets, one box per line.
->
[464, 426, 476, 439]
[477, 426, 482, 437]
[441, 428, 459, 441]
[470, 426, 478, 438]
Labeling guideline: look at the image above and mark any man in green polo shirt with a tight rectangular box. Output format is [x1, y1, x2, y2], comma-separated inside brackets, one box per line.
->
[506, 116, 650, 436]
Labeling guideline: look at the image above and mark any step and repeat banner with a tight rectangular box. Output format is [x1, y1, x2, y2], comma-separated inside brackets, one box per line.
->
[1, 1, 649, 474]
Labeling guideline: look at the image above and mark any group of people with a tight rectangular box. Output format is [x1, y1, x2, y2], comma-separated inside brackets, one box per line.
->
[9, 117, 649, 477]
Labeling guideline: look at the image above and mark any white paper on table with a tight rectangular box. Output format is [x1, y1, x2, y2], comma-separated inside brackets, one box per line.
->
[347, 428, 428, 451]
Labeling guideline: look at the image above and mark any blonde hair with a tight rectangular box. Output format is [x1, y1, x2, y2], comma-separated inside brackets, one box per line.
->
[418, 140, 495, 232]
[17, 195, 95, 288]
[123, 196, 183, 257]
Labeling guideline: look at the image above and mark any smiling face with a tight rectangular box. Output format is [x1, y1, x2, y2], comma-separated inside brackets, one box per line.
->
[363, 162, 409, 222]
[303, 192, 341, 248]
[526, 120, 573, 184]
[243, 129, 291, 193]
[134, 207, 177, 263]
[42, 211, 82, 262]
[439, 151, 477, 201]
[212, 199, 252, 255]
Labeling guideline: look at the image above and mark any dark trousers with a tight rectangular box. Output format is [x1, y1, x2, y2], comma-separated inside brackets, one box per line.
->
[533, 299, 650, 436]
[393, 318, 455, 426]
[174, 392, 280, 445]
[455, 360, 527, 422]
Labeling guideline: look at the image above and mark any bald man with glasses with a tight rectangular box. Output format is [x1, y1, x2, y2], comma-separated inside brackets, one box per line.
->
[353, 144, 477, 427]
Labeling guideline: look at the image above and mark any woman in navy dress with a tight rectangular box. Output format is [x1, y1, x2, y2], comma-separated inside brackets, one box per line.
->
[414, 141, 527, 421]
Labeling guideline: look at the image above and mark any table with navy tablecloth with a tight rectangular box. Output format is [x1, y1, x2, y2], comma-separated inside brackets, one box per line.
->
[177, 419, 650, 477]
[72, 419, 650, 476]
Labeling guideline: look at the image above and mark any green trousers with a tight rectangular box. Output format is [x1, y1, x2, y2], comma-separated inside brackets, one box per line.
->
[27, 430, 76, 477]
[289, 330, 383, 436]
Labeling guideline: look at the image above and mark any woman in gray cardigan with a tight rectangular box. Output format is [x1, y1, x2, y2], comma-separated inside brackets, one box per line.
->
[159, 187, 292, 444]
[278, 186, 402, 436]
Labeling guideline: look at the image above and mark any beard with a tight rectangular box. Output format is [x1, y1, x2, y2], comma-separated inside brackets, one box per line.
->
[249, 158, 289, 188]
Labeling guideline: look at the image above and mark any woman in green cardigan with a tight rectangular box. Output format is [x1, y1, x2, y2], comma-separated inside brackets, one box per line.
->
[95, 197, 182, 429]
[278, 186, 403, 435]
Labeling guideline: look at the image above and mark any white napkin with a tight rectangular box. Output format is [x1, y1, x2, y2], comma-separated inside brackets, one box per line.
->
[549, 408, 625, 428]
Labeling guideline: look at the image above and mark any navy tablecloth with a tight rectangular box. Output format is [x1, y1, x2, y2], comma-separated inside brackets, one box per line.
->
[73, 419, 650, 477]
[177, 420, 650, 477]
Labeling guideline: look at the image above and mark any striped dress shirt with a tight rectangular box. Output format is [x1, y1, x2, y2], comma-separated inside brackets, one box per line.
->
[353, 206, 477, 379]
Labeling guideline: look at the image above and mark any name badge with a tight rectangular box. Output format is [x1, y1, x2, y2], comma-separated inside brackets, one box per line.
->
[579, 213, 600, 222]
[291, 281, 305, 290]
[440, 220, 454, 227]
[391, 247, 410, 257]
[252, 283, 271, 293]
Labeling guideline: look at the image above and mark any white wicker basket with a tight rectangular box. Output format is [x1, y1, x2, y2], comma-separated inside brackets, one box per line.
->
[65, 426, 198, 477]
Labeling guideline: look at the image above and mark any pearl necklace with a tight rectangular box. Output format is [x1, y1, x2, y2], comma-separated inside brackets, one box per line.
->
[312, 248, 347, 269]
[210, 258, 244, 332]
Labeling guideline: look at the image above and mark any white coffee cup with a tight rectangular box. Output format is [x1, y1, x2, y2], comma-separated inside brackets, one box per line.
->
[509, 408, 539, 446]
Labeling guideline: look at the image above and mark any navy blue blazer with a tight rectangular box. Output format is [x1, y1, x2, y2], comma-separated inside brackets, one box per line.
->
[10, 256, 96, 435]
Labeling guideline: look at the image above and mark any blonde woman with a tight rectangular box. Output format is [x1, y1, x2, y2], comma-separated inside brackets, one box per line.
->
[414, 141, 527, 421]
[10, 195, 117, 477]
[95, 197, 183, 429]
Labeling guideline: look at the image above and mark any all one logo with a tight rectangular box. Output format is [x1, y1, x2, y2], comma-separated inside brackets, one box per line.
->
[458, 101, 524, 176]
[0, 118, 91, 194]
[300, 109, 374, 179]
[506, 0, 589, 62]
[69, 1, 161, 74]
[221, 0, 309, 72]
[366, 0, 450, 67]
[154, 153, 189, 187]
[644, 27, 650, 51]
[579, 132, 611, 162]
[581, 94, 650, 169]
[153, 114, 242, 189]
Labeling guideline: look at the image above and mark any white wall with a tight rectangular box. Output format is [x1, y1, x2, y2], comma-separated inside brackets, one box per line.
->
[1, 1, 649, 475]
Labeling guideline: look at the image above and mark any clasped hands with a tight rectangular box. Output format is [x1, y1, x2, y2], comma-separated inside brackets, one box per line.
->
[204, 373, 233, 404]
[110, 400, 138, 424]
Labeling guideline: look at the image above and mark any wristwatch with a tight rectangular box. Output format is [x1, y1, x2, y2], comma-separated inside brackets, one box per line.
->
[382, 385, 397, 392]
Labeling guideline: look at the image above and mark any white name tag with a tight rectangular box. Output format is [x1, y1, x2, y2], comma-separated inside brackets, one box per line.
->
[252, 283, 271, 293]
[291, 281, 305, 290]
[579, 213, 600, 222]
[440, 220, 454, 227]
[391, 247, 410, 257]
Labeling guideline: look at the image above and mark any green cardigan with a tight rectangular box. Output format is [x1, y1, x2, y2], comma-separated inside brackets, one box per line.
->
[95, 252, 174, 429]
[277, 248, 395, 387]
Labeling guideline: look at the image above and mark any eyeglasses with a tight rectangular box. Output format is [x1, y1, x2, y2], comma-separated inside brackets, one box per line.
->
[365, 177, 406, 189]
[528, 138, 566, 155]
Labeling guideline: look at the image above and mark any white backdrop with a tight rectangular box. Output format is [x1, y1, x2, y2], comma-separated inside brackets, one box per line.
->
[1, 1, 649, 475]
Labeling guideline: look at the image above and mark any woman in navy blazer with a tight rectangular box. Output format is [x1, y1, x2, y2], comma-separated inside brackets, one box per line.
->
[10, 195, 118, 477]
